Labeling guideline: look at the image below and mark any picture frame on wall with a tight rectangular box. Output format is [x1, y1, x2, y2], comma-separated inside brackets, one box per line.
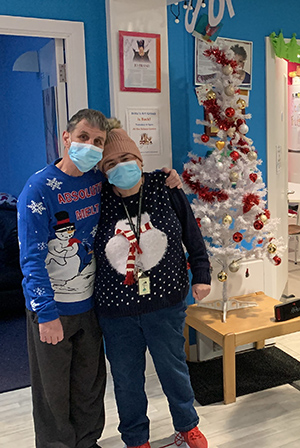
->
[119, 31, 161, 92]
[217, 37, 253, 90]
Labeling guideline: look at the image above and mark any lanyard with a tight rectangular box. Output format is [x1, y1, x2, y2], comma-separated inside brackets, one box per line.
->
[119, 183, 143, 244]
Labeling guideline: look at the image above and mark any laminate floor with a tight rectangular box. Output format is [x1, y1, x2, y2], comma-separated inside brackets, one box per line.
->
[1, 261, 300, 448]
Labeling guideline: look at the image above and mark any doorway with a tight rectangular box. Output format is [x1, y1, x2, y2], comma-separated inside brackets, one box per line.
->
[265, 37, 300, 300]
[0, 15, 88, 198]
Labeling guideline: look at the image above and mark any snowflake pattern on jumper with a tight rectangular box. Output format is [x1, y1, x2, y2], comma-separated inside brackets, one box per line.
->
[33, 287, 45, 296]
[37, 242, 48, 251]
[27, 200, 46, 215]
[46, 177, 63, 191]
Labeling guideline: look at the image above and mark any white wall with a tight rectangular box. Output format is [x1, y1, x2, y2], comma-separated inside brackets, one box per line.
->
[105, 0, 172, 171]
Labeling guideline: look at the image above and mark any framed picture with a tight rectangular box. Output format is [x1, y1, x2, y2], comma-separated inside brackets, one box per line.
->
[217, 37, 253, 90]
[119, 31, 161, 92]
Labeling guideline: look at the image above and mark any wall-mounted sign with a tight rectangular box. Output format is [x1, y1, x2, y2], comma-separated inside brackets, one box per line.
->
[126, 108, 161, 155]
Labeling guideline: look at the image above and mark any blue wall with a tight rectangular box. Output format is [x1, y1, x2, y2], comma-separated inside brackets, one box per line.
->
[0, 35, 49, 197]
[167, 0, 300, 183]
[0, 0, 110, 117]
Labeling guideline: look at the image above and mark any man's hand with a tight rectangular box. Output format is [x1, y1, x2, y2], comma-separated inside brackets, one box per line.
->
[192, 284, 211, 302]
[39, 318, 64, 345]
[161, 167, 182, 189]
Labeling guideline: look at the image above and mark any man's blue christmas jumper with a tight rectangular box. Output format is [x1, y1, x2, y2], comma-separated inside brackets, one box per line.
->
[94, 171, 211, 318]
[18, 160, 105, 323]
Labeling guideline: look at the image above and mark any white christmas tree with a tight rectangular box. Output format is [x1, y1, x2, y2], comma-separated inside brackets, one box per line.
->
[182, 42, 285, 321]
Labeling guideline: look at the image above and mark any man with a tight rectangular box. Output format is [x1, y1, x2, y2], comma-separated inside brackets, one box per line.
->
[18, 108, 180, 448]
[231, 44, 251, 85]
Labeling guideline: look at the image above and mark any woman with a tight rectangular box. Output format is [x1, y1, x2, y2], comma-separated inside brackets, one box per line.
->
[94, 121, 211, 448]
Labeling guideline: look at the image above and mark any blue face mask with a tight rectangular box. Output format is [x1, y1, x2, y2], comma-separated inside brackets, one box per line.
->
[106, 161, 142, 190]
[68, 142, 103, 172]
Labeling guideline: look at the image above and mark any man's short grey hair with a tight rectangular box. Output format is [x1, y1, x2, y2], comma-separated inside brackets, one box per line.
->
[66, 108, 109, 133]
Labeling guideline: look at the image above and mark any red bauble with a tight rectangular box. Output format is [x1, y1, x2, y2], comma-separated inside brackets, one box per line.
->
[225, 107, 235, 118]
[249, 173, 258, 182]
[233, 232, 243, 242]
[253, 220, 264, 230]
[201, 134, 209, 143]
[230, 151, 240, 161]
[196, 218, 201, 227]
[273, 255, 282, 266]
[257, 239, 263, 244]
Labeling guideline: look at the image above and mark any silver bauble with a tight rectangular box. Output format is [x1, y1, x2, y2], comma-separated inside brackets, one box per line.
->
[224, 85, 235, 96]
[229, 260, 240, 273]
[222, 65, 233, 76]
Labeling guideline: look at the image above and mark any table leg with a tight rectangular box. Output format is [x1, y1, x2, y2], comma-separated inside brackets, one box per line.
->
[184, 323, 190, 361]
[255, 340, 265, 350]
[223, 333, 236, 404]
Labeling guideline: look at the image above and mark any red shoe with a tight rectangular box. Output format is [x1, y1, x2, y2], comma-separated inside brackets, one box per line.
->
[180, 426, 208, 448]
[127, 442, 151, 448]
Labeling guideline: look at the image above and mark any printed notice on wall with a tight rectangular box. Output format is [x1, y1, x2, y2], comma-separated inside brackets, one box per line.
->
[126, 108, 161, 155]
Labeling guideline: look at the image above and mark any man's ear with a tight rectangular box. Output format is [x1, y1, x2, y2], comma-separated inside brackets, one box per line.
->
[62, 130, 71, 149]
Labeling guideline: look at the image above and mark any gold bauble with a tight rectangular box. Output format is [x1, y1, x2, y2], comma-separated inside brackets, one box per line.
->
[260, 214, 268, 223]
[222, 214, 233, 225]
[237, 98, 247, 110]
[216, 140, 225, 150]
[267, 242, 277, 254]
[247, 151, 258, 161]
[217, 271, 228, 282]
[229, 260, 240, 273]
[229, 171, 239, 182]
[206, 90, 216, 100]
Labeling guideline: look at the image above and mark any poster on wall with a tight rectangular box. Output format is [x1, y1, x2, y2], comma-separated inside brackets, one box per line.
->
[195, 38, 217, 85]
[119, 31, 161, 92]
[217, 37, 253, 90]
[126, 108, 161, 155]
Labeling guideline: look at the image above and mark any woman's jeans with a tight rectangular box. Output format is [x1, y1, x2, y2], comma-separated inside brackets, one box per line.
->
[98, 301, 199, 447]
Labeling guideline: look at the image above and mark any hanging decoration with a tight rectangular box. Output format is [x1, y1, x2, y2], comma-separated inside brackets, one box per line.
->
[269, 31, 300, 63]
[170, 3, 181, 23]
[185, 0, 235, 33]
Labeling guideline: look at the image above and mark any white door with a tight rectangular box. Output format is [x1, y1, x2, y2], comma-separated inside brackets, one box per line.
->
[265, 38, 289, 300]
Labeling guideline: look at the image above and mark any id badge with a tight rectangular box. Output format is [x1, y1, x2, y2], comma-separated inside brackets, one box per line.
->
[138, 273, 151, 296]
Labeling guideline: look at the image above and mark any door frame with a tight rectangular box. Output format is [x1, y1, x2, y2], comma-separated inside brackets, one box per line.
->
[0, 15, 88, 116]
[265, 37, 289, 299]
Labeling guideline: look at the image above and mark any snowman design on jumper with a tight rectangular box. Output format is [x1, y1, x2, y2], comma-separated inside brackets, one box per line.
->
[46, 211, 95, 296]
[105, 212, 168, 279]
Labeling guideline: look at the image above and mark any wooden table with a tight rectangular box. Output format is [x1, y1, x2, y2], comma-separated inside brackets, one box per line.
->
[184, 291, 300, 404]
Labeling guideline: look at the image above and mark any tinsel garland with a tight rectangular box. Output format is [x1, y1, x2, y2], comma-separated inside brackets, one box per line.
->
[182, 169, 229, 203]
[242, 193, 260, 213]
[204, 47, 238, 71]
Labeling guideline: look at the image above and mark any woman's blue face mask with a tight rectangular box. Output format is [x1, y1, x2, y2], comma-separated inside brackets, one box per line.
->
[68, 142, 103, 172]
[106, 161, 142, 190]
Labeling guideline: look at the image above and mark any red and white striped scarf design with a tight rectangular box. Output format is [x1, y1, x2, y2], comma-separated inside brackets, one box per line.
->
[115, 221, 153, 285]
